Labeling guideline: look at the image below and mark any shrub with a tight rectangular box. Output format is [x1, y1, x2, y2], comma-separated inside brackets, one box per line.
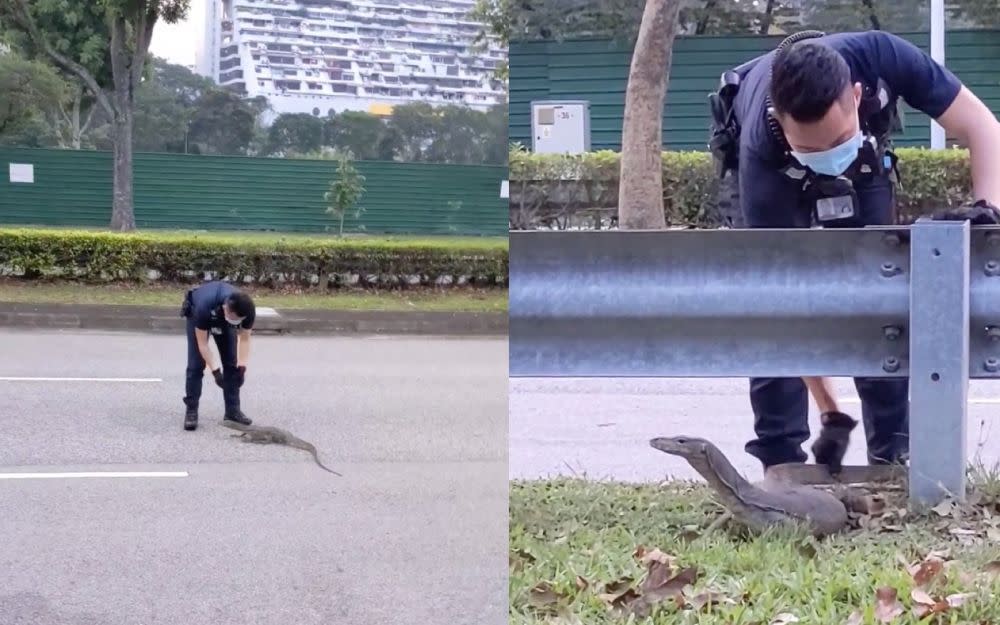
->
[0, 229, 508, 288]
[509, 145, 975, 228]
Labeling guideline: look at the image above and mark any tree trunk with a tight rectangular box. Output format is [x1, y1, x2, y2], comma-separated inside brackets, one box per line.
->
[759, 0, 777, 35]
[71, 89, 82, 149]
[618, 0, 682, 230]
[110, 94, 136, 232]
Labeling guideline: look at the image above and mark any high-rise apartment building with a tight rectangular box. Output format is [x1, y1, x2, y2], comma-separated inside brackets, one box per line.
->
[194, 0, 506, 121]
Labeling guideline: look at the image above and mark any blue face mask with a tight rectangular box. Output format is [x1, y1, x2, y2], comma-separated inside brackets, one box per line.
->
[790, 130, 863, 177]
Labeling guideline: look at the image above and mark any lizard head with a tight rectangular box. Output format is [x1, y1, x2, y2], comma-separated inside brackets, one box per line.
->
[649, 436, 713, 459]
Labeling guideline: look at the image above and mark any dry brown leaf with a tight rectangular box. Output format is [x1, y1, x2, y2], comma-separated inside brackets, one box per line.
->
[528, 582, 565, 612]
[770, 613, 800, 625]
[983, 561, 1000, 578]
[575, 575, 589, 591]
[911, 589, 936, 606]
[640, 562, 698, 603]
[688, 590, 736, 611]
[632, 545, 648, 560]
[949, 527, 979, 537]
[844, 611, 864, 625]
[987, 528, 1000, 543]
[874, 587, 905, 623]
[638, 548, 675, 566]
[909, 558, 945, 588]
[946, 592, 974, 607]
[932, 500, 955, 517]
[597, 578, 638, 608]
[510, 549, 536, 571]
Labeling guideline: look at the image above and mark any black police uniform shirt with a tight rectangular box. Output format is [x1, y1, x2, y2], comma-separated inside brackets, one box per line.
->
[190, 281, 255, 333]
[733, 30, 963, 226]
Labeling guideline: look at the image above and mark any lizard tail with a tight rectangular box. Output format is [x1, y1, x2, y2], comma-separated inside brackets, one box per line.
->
[306, 446, 342, 476]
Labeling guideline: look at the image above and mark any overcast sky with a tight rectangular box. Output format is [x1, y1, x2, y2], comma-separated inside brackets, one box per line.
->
[149, 0, 200, 66]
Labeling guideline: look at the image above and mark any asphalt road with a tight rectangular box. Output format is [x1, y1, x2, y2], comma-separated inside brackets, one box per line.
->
[510, 377, 1000, 483]
[0, 329, 508, 625]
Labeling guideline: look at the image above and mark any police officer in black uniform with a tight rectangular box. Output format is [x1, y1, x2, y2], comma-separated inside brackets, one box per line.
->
[180, 280, 257, 431]
[706, 30, 1000, 474]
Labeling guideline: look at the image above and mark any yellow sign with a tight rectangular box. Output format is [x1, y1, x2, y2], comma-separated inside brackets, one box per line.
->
[368, 103, 394, 117]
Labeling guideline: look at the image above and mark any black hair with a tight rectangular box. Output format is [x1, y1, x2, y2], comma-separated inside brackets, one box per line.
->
[770, 40, 852, 123]
[227, 291, 255, 318]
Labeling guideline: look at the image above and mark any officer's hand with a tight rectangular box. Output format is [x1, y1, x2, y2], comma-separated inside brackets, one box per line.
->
[810, 410, 858, 476]
[932, 199, 1000, 225]
[212, 368, 224, 388]
[236, 365, 246, 388]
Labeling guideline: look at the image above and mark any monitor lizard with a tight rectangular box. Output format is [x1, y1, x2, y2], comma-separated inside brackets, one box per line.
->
[222, 421, 342, 476]
[650, 435, 854, 537]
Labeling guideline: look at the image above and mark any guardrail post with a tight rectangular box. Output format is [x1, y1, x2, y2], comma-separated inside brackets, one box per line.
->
[908, 218, 970, 506]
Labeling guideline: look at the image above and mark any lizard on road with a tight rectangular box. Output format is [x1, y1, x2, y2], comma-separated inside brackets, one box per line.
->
[650, 435, 852, 537]
[222, 421, 342, 476]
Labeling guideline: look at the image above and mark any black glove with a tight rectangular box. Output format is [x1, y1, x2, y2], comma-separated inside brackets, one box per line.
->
[236, 365, 246, 388]
[212, 368, 224, 388]
[811, 410, 858, 476]
[931, 199, 1000, 225]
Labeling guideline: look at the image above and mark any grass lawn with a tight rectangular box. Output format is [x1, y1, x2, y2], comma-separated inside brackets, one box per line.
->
[0, 280, 508, 313]
[510, 470, 1000, 624]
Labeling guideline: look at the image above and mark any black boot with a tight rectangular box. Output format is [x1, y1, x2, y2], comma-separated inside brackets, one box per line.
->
[183, 398, 199, 431]
[224, 407, 252, 427]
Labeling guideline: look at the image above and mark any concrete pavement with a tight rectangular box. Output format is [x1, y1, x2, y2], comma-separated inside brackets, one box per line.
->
[0, 329, 508, 625]
[509, 377, 1000, 483]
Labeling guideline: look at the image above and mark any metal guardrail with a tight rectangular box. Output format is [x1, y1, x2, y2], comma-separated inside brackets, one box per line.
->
[509, 219, 1000, 506]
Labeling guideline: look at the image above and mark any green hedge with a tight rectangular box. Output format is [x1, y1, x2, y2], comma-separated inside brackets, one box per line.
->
[0, 229, 509, 288]
[509, 146, 974, 228]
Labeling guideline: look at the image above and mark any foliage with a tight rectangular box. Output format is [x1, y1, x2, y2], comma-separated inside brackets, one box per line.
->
[324, 151, 367, 237]
[266, 112, 325, 156]
[0, 51, 68, 139]
[509, 146, 978, 229]
[0, 228, 509, 288]
[468, 0, 511, 81]
[0, 0, 193, 231]
[498, 0, 979, 41]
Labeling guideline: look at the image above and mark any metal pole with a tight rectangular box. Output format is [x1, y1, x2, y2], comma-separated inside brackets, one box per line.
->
[908, 219, 969, 506]
[930, 0, 946, 149]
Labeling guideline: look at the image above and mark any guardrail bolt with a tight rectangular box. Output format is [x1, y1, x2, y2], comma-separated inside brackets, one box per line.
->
[880, 262, 901, 277]
[882, 356, 900, 373]
[986, 260, 1000, 277]
[882, 325, 902, 341]
[988, 233, 1000, 247]
[988, 326, 1000, 341]
[883, 233, 901, 247]
[986, 358, 1000, 373]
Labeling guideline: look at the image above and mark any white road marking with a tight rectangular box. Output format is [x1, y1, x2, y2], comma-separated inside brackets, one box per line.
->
[0, 377, 162, 383]
[840, 397, 1000, 404]
[0, 471, 188, 480]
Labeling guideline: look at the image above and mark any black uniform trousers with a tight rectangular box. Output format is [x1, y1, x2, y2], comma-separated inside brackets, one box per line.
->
[184, 317, 241, 411]
[743, 173, 909, 468]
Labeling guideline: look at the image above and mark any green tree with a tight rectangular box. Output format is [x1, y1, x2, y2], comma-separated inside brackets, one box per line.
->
[468, 0, 511, 82]
[187, 91, 269, 155]
[1, 0, 191, 231]
[324, 151, 367, 237]
[266, 113, 325, 156]
[0, 51, 68, 141]
[323, 111, 388, 160]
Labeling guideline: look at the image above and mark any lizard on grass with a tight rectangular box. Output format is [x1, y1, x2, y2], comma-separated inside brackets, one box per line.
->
[650, 435, 853, 537]
[222, 421, 342, 476]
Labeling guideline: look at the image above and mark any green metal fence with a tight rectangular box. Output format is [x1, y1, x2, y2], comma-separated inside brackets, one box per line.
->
[0, 147, 508, 236]
[510, 30, 1000, 151]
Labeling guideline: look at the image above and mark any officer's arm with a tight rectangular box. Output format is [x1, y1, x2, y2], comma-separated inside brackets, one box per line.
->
[870, 31, 1000, 205]
[237, 328, 251, 367]
[936, 87, 1000, 205]
[194, 327, 218, 371]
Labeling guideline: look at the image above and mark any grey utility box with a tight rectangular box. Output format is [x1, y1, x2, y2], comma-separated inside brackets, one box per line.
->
[531, 100, 591, 154]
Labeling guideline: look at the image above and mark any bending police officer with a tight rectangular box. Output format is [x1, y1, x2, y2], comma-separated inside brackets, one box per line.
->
[180, 280, 256, 431]
[707, 30, 1000, 473]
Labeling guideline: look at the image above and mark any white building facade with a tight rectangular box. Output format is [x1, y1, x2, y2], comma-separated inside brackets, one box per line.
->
[194, 0, 506, 122]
